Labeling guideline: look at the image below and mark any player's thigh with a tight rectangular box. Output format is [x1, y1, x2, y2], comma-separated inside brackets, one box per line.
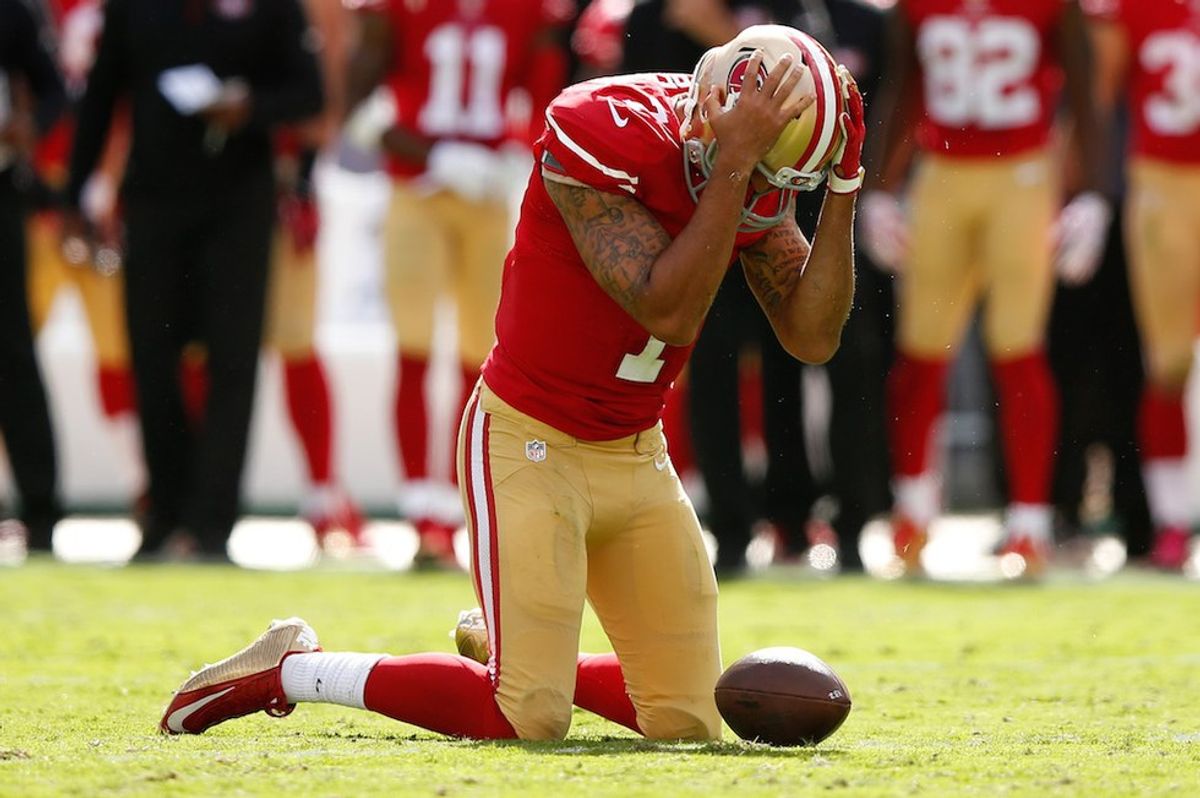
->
[980, 155, 1056, 357]
[586, 443, 722, 740]
[264, 232, 316, 358]
[384, 186, 449, 355]
[459, 387, 590, 740]
[1125, 161, 1200, 388]
[76, 268, 130, 366]
[898, 159, 982, 357]
[25, 215, 68, 333]
[449, 196, 508, 366]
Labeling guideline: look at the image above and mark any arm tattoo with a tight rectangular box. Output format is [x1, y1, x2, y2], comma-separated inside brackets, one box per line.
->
[739, 220, 811, 313]
[544, 177, 672, 315]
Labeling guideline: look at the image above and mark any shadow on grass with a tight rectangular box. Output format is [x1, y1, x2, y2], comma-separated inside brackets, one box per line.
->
[315, 729, 844, 759]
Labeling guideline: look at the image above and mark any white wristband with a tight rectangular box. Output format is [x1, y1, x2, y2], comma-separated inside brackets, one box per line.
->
[828, 166, 864, 195]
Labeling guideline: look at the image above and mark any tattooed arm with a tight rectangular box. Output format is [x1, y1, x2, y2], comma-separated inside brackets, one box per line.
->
[543, 177, 750, 345]
[541, 49, 812, 345]
[740, 194, 855, 363]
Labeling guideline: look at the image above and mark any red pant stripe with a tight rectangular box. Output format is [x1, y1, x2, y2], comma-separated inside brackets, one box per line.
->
[466, 395, 500, 684]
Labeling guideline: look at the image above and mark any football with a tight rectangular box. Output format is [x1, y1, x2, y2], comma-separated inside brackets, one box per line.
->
[715, 647, 852, 746]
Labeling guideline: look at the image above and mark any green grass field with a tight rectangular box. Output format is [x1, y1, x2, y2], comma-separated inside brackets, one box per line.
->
[2, 560, 1199, 797]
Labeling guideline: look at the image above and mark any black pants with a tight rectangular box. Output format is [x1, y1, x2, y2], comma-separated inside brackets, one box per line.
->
[123, 177, 274, 554]
[1047, 206, 1150, 555]
[689, 268, 814, 571]
[825, 262, 894, 569]
[0, 170, 62, 549]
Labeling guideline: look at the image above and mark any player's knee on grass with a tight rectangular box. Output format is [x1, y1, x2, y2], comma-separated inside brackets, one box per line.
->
[501, 687, 573, 741]
[636, 703, 722, 741]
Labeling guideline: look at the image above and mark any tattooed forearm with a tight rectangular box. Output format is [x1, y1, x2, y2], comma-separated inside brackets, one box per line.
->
[544, 177, 672, 315]
[739, 219, 811, 313]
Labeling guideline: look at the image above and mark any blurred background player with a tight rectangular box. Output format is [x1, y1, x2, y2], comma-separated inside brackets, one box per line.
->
[0, 0, 67, 552]
[65, 0, 324, 560]
[1088, 0, 1200, 570]
[179, 0, 365, 549]
[863, 0, 1110, 577]
[343, 0, 571, 564]
[27, 0, 141, 514]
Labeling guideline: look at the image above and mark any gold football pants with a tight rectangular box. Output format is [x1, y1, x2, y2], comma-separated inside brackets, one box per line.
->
[1125, 157, 1200, 389]
[898, 151, 1056, 359]
[384, 186, 508, 366]
[456, 381, 722, 741]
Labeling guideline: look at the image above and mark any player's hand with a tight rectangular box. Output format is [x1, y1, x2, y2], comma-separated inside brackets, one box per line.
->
[828, 66, 865, 195]
[705, 50, 814, 175]
[426, 141, 509, 203]
[1054, 191, 1111, 286]
[60, 207, 96, 267]
[279, 193, 319, 254]
[343, 87, 397, 151]
[858, 190, 909, 272]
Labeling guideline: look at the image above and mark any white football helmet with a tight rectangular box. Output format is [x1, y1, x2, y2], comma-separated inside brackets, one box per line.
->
[683, 25, 847, 231]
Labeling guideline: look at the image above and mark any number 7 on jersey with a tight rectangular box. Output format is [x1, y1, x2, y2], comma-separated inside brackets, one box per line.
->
[616, 336, 667, 383]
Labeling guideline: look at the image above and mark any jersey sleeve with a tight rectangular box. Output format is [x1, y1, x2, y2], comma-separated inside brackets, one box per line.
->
[539, 81, 675, 196]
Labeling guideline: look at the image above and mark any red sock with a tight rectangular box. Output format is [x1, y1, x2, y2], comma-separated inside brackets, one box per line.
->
[661, 383, 695, 475]
[362, 653, 516, 739]
[991, 351, 1059, 505]
[284, 354, 333, 484]
[179, 358, 209, 429]
[97, 364, 136, 418]
[574, 653, 640, 733]
[1139, 385, 1187, 460]
[886, 352, 949, 477]
[396, 354, 430, 480]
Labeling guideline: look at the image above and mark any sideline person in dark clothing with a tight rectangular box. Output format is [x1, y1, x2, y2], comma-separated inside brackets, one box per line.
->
[65, 0, 323, 560]
[0, 0, 66, 552]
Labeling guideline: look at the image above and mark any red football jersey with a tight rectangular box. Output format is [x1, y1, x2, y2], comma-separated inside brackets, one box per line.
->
[482, 74, 780, 440]
[1085, 0, 1200, 163]
[904, 0, 1066, 157]
[355, 0, 570, 177]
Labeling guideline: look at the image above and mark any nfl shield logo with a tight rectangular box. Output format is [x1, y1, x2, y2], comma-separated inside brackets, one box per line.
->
[525, 440, 547, 463]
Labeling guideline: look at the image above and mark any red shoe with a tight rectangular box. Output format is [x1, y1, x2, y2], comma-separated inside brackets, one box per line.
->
[414, 518, 461, 570]
[1149, 526, 1192, 571]
[159, 618, 320, 735]
[302, 487, 365, 551]
[892, 515, 928, 575]
[997, 534, 1051, 580]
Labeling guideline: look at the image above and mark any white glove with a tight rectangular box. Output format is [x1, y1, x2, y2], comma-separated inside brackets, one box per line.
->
[1053, 191, 1112, 286]
[859, 190, 909, 272]
[343, 87, 397, 151]
[425, 141, 507, 203]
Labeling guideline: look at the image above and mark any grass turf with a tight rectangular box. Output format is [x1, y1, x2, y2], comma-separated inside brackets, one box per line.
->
[2, 560, 1199, 796]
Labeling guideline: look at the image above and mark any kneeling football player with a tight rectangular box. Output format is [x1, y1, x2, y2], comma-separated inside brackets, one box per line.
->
[160, 24, 863, 741]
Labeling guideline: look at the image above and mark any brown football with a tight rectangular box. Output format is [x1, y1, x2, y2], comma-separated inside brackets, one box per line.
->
[715, 647, 852, 746]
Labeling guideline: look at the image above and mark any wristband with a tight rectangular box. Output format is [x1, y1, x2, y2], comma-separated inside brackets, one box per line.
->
[827, 166, 864, 195]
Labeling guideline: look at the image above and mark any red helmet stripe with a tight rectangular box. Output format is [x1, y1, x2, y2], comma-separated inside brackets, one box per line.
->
[792, 34, 840, 173]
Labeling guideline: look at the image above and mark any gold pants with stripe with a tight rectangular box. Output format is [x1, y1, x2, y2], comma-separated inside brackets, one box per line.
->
[456, 381, 722, 741]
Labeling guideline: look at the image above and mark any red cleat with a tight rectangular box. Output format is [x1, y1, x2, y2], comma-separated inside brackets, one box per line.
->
[302, 487, 366, 551]
[414, 518, 461, 570]
[997, 535, 1051, 580]
[891, 515, 928, 575]
[1149, 526, 1192, 572]
[159, 618, 320, 735]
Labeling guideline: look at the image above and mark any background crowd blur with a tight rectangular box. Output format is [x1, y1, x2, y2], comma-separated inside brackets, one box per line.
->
[1, 0, 1197, 580]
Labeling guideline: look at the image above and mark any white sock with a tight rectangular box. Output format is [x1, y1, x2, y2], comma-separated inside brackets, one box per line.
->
[893, 472, 940, 528]
[1143, 458, 1192, 529]
[280, 652, 386, 709]
[1005, 503, 1052, 542]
